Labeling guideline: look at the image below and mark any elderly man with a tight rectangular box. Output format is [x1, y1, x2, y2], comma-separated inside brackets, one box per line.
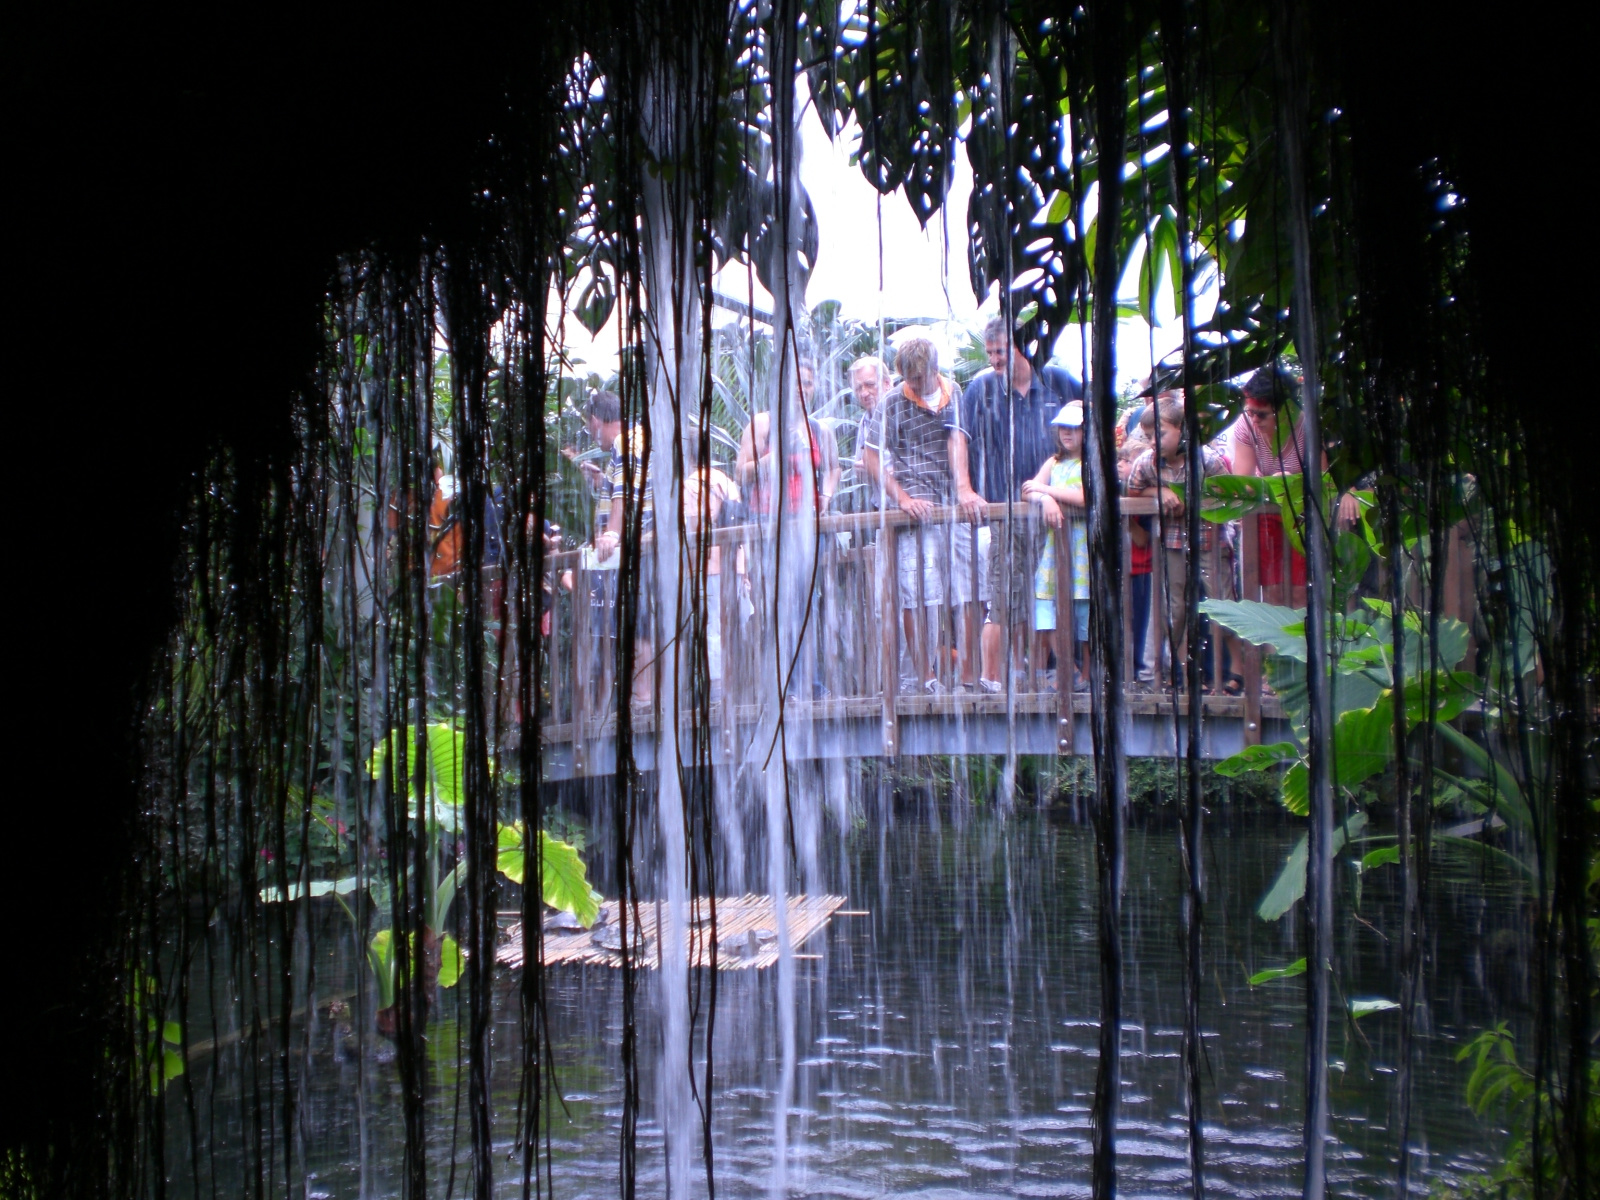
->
[850, 355, 889, 501]
[951, 314, 1083, 692]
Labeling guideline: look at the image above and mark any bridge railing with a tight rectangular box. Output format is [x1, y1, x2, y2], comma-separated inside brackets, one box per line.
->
[537, 497, 1476, 770]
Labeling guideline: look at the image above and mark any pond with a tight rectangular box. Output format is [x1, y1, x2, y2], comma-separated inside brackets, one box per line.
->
[178, 799, 1520, 1198]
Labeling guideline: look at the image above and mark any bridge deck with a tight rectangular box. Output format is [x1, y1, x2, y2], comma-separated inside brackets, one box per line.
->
[539, 690, 1290, 780]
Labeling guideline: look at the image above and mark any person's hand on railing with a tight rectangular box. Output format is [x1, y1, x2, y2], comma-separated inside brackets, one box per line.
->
[1022, 480, 1066, 529]
[955, 486, 988, 524]
[900, 496, 935, 522]
[596, 529, 620, 562]
[1336, 490, 1361, 530]
[1157, 486, 1185, 516]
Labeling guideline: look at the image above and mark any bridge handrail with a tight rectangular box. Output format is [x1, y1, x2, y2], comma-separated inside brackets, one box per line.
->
[543, 496, 1284, 567]
[537, 492, 1479, 773]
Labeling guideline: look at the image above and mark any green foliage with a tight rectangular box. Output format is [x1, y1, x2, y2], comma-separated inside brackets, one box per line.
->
[436, 934, 464, 990]
[1214, 741, 1298, 778]
[1434, 1024, 1600, 1199]
[1348, 998, 1400, 1019]
[370, 721, 463, 796]
[497, 822, 602, 927]
[369, 927, 465, 1010]
[1256, 812, 1369, 921]
[258, 786, 352, 878]
[1359, 846, 1400, 870]
[129, 970, 184, 1094]
[1248, 958, 1306, 986]
[368, 929, 397, 1011]
[1199, 600, 1308, 661]
[1045, 755, 1282, 810]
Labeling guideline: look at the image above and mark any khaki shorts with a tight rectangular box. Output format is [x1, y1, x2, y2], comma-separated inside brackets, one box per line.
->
[984, 516, 1045, 628]
[896, 520, 976, 609]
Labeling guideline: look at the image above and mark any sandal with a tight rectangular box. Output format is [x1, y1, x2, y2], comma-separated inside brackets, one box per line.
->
[1222, 674, 1244, 697]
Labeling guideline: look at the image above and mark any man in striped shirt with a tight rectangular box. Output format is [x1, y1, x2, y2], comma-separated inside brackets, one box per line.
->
[878, 335, 969, 694]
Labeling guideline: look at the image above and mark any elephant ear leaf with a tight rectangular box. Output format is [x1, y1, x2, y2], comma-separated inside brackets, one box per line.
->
[1200, 600, 1308, 660]
[436, 935, 464, 990]
[499, 822, 600, 926]
[1215, 741, 1299, 778]
[426, 723, 466, 808]
[1280, 762, 1310, 817]
[497, 821, 528, 884]
[1257, 812, 1369, 921]
[540, 832, 601, 927]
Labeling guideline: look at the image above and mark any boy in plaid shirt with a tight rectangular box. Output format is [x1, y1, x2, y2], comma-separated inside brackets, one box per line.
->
[1126, 396, 1227, 687]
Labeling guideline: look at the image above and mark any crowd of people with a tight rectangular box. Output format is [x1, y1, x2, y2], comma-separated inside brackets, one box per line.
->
[556, 313, 1335, 705]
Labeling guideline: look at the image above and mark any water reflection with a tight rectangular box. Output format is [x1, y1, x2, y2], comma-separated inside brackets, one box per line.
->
[179, 803, 1515, 1198]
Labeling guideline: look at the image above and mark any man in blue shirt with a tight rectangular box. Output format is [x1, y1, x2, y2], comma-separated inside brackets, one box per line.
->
[951, 315, 1084, 691]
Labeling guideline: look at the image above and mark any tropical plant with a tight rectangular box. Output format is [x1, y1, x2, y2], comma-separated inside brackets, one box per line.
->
[496, 821, 602, 927]
[1208, 595, 1477, 909]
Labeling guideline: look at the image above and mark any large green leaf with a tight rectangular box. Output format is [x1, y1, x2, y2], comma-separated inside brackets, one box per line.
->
[425, 724, 466, 808]
[1248, 957, 1306, 985]
[431, 862, 466, 933]
[1199, 600, 1307, 660]
[1359, 846, 1400, 871]
[1333, 700, 1393, 792]
[1402, 670, 1479, 725]
[1281, 762, 1309, 816]
[538, 833, 601, 926]
[368, 930, 396, 1010]
[1435, 724, 1533, 833]
[1257, 811, 1369, 921]
[1195, 473, 1270, 522]
[366, 723, 470, 820]
[497, 823, 601, 927]
[1214, 741, 1299, 778]
[437, 934, 464, 990]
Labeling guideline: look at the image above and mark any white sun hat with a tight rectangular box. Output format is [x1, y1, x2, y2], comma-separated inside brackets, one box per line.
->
[1051, 401, 1084, 427]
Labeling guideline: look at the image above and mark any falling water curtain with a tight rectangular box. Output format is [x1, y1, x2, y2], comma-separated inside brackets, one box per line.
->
[1270, 9, 1338, 1196]
[1081, 3, 1131, 1198]
[1156, 3, 1208, 1193]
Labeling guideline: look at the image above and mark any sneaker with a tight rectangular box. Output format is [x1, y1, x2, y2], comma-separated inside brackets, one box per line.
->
[899, 675, 922, 694]
[924, 678, 947, 696]
[979, 678, 1003, 695]
[1136, 668, 1154, 683]
[1073, 674, 1089, 693]
[953, 682, 974, 695]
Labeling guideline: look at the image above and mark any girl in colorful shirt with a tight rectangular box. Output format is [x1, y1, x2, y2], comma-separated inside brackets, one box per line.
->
[1022, 402, 1090, 692]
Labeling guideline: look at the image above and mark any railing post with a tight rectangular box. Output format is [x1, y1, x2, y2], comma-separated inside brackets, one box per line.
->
[1207, 533, 1222, 706]
[1122, 508, 1135, 692]
[1057, 515, 1075, 757]
[572, 558, 589, 776]
[544, 565, 562, 773]
[880, 518, 899, 758]
[821, 531, 842, 701]
[718, 534, 737, 765]
[1240, 509, 1262, 746]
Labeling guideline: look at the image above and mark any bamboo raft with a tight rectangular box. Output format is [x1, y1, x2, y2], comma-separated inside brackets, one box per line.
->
[496, 893, 851, 971]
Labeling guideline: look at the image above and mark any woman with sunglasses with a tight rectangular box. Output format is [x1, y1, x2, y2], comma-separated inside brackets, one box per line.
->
[1231, 365, 1358, 607]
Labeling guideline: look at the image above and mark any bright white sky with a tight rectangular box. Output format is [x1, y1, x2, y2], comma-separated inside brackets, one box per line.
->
[559, 92, 1215, 392]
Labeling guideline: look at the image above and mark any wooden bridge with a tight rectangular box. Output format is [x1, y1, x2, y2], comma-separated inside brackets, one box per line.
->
[534, 499, 1474, 782]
